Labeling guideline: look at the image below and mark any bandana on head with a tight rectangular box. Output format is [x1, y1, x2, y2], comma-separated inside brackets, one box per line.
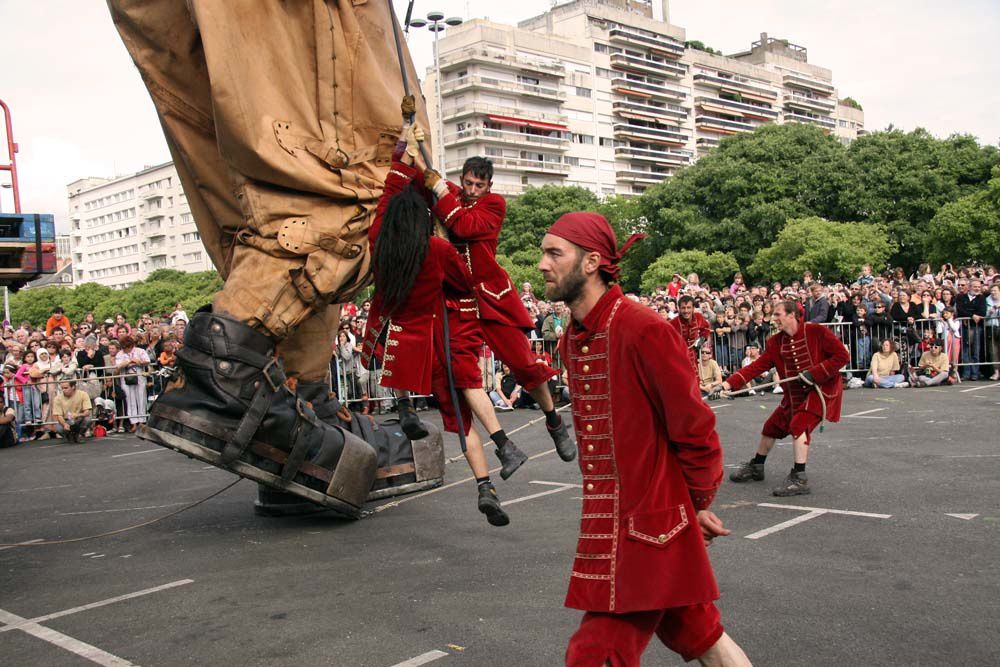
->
[546, 212, 645, 281]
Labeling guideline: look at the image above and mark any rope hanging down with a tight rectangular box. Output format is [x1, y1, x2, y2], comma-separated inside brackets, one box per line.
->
[388, 0, 469, 453]
[0, 479, 242, 548]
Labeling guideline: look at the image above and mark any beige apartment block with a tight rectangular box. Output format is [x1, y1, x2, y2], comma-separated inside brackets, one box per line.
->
[67, 162, 213, 289]
[422, 0, 864, 197]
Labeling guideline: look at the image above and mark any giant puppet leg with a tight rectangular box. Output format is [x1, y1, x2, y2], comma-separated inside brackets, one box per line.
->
[109, 0, 428, 516]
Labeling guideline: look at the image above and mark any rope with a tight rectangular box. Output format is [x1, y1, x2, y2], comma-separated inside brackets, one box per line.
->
[387, 0, 468, 453]
[0, 479, 241, 548]
[721, 375, 829, 433]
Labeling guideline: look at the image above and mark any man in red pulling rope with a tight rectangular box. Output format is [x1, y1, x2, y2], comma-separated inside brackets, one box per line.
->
[722, 300, 849, 496]
[539, 212, 751, 666]
[423, 159, 576, 473]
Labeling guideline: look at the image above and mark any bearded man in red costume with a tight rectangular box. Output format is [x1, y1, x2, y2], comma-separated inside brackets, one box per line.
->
[722, 300, 849, 496]
[538, 212, 751, 667]
[667, 294, 712, 373]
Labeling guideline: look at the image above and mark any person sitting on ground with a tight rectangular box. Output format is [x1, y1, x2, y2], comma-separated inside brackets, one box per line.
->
[489, 363, 522, 411]
[697, 344, 723, 399]
[51, 380, 93, 444]
[740, 343, 771, 395]
[913, 339, 950, 387]
[865, 339, 907, 388]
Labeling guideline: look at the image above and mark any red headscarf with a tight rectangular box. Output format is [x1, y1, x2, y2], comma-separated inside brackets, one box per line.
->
[546, 212, 645, 281]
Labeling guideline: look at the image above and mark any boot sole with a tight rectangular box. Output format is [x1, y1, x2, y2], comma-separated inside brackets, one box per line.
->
[401, 424, 430, 441]
[141, 410, 363, 520]
[772, 487, 811, 497]
[729, 475, 765, 483]
[478, 500, 510, 527]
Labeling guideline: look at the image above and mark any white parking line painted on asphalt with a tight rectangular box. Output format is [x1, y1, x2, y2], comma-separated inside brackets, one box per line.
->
[960, 381, 1000, 393]
[709, 404, 731, 410]
[844, 408, 887, 418]
[0, 484, 73, 494]
[945, 513, 979, 521]
[0, 609, 137, 667]
[57, 502, 189, 516]
[745, 503, 891, 540]
[0, 579, 194, 633]
[389, 650, 449, 666]
[0, 538, 43, 552]
[110, 448, 167, 458]
[503, 481, 583, 507]
[945, 454, 1000, 458]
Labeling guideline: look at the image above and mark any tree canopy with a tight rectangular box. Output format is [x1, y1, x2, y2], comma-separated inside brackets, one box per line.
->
[640, 250, 740, 293]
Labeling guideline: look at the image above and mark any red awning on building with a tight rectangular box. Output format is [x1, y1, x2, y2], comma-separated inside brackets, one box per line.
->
[486, 114, 567, 131]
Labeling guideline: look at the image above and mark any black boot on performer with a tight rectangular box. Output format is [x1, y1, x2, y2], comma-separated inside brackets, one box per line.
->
[141, 311, 377, 519]
[397, 398, 429, 441]
[730, 460, 765, 483]
[772, 468, 810, 496]
[546, 416, 577, 462]
[492, 432, 528, 480]
[477, 481, 510, 527]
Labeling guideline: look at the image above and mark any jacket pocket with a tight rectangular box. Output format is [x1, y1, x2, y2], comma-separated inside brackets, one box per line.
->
[626, 505, 689, 548]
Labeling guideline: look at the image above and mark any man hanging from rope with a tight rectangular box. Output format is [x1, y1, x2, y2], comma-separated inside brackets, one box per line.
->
[107, 0, 431, 516]
[361, 119, 511, 526]
[422, 162, 577, 470]
[721, 300, 850, 496]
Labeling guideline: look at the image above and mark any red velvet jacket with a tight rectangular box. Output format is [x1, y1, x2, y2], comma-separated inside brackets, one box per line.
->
[361, 163, 473, 392]
[432, 183, 534, 331]
[667, 312, 712, 371]
[727, 321, 849, 421]
[559, 286, 723, 613]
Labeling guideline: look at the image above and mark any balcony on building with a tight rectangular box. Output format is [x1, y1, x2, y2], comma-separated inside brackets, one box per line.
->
[696, 136, 721, 149]
[142, 191, 163, 202]
[440, 74, 564, 102]
[692, 72, 778, 102]
[695, 96, 779, 121]
[612, 99, 689, 122]
[612, 76, 687, 103]
[783, 111, 836, 130]
[438, 48, 566, 79]
[608, 26, 685, 59]
[695, 115, 755, 134]
[782, 73, 835, 96]
[783, 92, 836, 113]
[613, 122, 688, 147]
[615, 169, 671, 185]
[615, 145, 692, 167]
[447, 123, 570, 152]
[610, 52, 686, 80]
[442, 102, 567, 126]
[446, 156, 570, 176]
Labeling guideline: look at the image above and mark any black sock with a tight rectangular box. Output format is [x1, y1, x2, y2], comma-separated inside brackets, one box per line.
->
[476, 475, 491, 487]
[544, 409, 561, 428]
[793, 462, 806, 473]
[490, 430, 509, 448]
[752, 453, 767, 465]
[396, 397, 412, 411]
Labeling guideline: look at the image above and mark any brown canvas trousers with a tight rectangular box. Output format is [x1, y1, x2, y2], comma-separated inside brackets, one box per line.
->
[108, 0, 430, 381]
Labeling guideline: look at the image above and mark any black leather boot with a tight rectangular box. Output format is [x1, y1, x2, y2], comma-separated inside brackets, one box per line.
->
[477, 482, 510, 527]
[142, 311, 376, 519]
[397, 401, 429, 441]
[547, 418, 577, 462]
[495, 439, 528, 480]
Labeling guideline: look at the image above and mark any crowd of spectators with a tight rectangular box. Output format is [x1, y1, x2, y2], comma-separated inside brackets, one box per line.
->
[0, 303, 189, 445]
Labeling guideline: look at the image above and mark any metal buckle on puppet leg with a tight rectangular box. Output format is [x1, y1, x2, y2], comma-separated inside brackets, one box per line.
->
[366, 421, 445, 501]
[141, 400, 375, 520]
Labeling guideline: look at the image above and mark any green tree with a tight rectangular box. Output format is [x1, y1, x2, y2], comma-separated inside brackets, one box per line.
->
[640, 250, 740, 293]
[748, 217, 896, 284]
[496, 251, 544, 298]
[499, 185, 600, 256]
[926, 165, 1000, 266]
[841, 129, 1000, 267]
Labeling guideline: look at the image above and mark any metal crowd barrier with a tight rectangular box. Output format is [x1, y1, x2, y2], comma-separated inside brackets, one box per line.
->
[703, 316, 999, 379]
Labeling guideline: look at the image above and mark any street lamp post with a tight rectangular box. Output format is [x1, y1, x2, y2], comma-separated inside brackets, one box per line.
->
[408, 11, 463, 180]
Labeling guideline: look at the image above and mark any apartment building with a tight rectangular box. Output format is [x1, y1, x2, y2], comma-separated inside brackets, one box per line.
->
[422, 0, 864, 197]
[67, 162, 213, 288]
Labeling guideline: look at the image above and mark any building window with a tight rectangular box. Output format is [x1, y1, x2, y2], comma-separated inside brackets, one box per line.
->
[573, 134, 595, 145]
[595, 67, 614, 79]
[594, 43, 610, 54]
[575, 87, 592, 98]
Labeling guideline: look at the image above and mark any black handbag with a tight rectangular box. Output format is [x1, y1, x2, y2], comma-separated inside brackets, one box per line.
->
[124, 373, 139, 386]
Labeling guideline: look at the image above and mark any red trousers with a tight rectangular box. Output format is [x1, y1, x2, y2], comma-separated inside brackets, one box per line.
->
[479, 319, 557, 391]
[431, 312, 482, 435]
[762, 404, 822, 445]
[566, 603, 723, 665]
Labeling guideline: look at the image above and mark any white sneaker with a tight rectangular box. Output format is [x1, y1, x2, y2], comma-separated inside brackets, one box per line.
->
[748, 389, 757, 396]
[895, 381, 909, 388]
[773, 386, 783, 394]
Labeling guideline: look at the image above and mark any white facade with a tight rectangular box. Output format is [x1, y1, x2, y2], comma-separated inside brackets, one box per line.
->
[422, 0, 865, 197]
[67, 162, 213, 288]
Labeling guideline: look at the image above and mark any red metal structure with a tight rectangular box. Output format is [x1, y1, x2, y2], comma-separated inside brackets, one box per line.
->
[0, 97, 21, 213]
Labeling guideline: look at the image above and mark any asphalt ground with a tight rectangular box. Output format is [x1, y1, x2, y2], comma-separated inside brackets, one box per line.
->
[1, 381, 998, 667]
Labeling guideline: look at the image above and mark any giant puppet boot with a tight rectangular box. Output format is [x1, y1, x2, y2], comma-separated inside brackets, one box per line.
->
[141, 311, 377, 519]
[294, 380, 445, 501]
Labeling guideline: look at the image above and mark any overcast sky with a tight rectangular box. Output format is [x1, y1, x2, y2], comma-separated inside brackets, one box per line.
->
[1, 0, 997, 230]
